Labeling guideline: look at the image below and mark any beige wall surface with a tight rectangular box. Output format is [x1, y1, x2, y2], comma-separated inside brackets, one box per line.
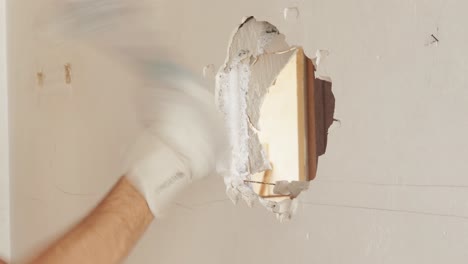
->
[7, 0, 468, 263]
[0, 0, 9, 260]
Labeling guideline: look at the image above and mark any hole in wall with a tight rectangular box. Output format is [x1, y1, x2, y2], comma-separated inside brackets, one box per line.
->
[216, 17, 335, 220]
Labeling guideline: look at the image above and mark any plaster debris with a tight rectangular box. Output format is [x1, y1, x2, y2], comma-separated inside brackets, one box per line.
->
[216, 17, 293, 206]
[273, 181, 310, 198]
[283, 7, 300, 21]
[216, 17, 321, 220]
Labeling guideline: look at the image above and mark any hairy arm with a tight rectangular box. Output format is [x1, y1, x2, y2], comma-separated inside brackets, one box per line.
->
[29, 177, 154, 264]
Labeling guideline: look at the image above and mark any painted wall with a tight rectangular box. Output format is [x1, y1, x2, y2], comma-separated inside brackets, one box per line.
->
[0, 0, 10, 260]
[7, 0, 468, 263]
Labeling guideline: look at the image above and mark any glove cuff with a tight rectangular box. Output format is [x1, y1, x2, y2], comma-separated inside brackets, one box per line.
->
[125, 133, 191, 217]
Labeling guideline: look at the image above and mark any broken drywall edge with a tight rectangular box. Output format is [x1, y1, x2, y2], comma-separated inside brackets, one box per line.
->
[313, 49, 332, 82]
[216, 17, 307, 220]
[273, 181, 310, 198]
[259, 196, 300, 222]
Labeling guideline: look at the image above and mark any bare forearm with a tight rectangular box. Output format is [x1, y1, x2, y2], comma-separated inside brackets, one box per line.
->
[30, 177, 154, 264]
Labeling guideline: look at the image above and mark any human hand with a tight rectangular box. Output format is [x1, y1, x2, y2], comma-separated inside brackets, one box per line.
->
[125, 78, 227, 218]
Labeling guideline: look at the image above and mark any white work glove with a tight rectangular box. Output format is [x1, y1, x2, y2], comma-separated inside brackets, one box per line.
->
[125, 78, 227, 218]
[50, 0, 227, 217]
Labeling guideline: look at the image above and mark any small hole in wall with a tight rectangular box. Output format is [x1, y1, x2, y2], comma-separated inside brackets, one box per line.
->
[216, 17, 336, 209]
